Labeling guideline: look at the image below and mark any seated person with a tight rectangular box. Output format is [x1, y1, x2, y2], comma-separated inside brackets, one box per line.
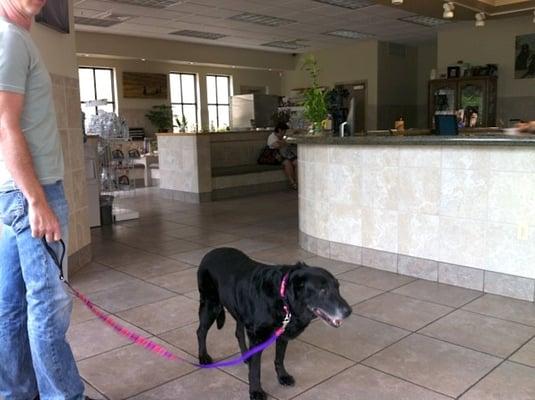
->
[268, 123, 298, 189]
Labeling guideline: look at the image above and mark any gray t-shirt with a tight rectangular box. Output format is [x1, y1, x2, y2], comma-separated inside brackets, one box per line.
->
[0, 17, 64, 191]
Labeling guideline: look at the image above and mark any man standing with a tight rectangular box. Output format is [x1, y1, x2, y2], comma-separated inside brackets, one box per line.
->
[0, 1, 92, 399]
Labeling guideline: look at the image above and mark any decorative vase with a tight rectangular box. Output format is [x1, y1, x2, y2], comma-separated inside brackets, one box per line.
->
[312, 122, 323, 135]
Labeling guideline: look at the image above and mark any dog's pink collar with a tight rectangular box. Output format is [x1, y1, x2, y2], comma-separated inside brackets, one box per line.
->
[276, 272, 292, 336]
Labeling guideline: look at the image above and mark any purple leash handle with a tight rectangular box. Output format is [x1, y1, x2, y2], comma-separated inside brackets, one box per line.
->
[42, 239, 291, 369]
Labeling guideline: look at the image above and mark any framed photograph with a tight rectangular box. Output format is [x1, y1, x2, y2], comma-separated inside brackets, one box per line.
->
[447, 66, 461, 79]
[515, 34, 535, 79]
[123, 72, 168, 99]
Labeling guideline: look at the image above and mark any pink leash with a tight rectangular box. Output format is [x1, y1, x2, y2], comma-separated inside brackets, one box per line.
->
[43, 239, 291, 369]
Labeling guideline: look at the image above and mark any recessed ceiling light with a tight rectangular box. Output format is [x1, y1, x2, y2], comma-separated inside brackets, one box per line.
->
[324, 30, 375, 39]
[229, 13, 296, 27]
[399, 15, 451, 27]
[261, 40, 308, 50]
[169, 30, 227, 40]
[107, 0, 178, 8]
[311, 0, 374, 9]
[141, 58, 146, 61]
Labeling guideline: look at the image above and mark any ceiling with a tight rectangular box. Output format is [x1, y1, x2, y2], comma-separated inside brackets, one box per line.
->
[73, 0, 535, 53]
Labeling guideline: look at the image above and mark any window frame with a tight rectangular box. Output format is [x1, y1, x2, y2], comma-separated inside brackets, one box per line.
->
[206, 74, 231, 130]
[169, 72, 199, 133]
[78, 67, 116, 115]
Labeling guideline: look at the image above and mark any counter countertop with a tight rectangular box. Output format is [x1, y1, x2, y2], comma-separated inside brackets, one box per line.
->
[156, 130, 270, 137]
[287, 133, 535, 146]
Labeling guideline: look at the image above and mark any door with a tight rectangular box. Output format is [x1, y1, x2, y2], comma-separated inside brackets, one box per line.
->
[335, 82, 367, 135]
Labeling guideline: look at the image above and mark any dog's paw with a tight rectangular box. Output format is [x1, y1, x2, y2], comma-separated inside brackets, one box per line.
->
[250, 390, 267, 400]
[277, 374, 295, 386]
[198, 354, 213, 365]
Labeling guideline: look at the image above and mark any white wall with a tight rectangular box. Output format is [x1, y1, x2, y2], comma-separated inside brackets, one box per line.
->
[282, 40, 379, 130]
[79, 56, 283, 133]
[76, 32, 296, 72]
[438, 15, 535, 123]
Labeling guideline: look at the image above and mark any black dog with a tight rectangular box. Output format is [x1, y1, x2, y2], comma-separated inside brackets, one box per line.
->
[197, 248, 352, 400]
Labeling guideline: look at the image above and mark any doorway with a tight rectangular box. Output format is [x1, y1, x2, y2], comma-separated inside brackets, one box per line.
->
[334, 81, 367, 135]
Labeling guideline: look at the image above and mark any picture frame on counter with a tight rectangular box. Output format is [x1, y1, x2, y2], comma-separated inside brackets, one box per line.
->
[447, 66, 461, 79]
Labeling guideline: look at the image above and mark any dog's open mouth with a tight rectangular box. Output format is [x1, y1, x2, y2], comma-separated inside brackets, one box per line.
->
[310, 307, 344, 328]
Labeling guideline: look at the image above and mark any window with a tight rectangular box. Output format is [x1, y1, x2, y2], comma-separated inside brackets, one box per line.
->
[78, 67, 115, 125]
[169, 73, 199, 132]
[206, 75, 231, 131]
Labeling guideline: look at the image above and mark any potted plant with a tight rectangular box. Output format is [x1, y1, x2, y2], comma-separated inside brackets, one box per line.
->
[301, 56, 328, 134]
[145, 105, 173, 133]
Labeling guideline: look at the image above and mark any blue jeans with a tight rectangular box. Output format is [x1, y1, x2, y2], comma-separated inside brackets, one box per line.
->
[0, 182, 85, 400]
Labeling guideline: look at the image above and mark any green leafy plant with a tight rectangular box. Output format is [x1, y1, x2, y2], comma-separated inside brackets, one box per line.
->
[301, 56, 328, 132]
[145, 105, 173, 133]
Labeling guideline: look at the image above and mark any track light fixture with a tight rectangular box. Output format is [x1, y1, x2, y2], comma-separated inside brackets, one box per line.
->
[475, 12, 486, 27]
[443, 2, 455, 19]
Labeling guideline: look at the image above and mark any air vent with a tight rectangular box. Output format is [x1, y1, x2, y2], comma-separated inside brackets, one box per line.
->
[74, 16, 123, 27]
[261, 40, 308, 50]
[399, 15, 450, 27]
[312, 0, 375, 9]
[170, 30, 227, 40]
[229, 13, 296, 27]
[324, 30, 375, 39]
[108, 0, 178, 8]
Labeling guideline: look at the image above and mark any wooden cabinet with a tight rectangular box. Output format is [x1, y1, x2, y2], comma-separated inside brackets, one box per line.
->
[428, 76, 497, 128]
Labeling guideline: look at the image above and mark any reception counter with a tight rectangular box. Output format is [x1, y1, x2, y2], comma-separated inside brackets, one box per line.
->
[291, 134, 535, 301]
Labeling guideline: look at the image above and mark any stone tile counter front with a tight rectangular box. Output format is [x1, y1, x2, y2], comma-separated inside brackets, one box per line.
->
[291, 134, 535, 301]
[157, 131, 287, 202]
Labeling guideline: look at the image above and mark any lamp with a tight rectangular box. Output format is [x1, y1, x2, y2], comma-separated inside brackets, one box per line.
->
[443, 2, 455, 19]
[475, 12, 486, 27]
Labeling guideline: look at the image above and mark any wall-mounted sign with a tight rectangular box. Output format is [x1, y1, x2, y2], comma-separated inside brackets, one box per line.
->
[123, 72, 168, 99]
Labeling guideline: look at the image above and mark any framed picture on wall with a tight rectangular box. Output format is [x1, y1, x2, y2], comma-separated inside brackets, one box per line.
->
[515, 33, 535, 79]
[123, 72, 168, 99]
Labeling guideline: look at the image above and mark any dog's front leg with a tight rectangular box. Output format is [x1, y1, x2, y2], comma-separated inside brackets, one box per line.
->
[235, 322, 248, 362]
[247, 334, 267, 400]
[275, 338, 295, 386]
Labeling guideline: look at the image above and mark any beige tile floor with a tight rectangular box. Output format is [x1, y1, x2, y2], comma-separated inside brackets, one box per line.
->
[70, 189, 535, 400]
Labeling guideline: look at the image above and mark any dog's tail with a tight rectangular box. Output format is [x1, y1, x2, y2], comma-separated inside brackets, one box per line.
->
[216, 307, 225, 329]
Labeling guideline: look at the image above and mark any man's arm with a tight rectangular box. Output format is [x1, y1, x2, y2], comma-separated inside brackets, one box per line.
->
[0, 91, 61, 242]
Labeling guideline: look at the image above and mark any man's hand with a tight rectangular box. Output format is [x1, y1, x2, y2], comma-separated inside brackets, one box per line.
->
[28, 202, 61, 242]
